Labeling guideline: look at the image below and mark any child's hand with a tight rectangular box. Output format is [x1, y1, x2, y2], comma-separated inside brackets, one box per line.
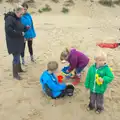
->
[99, 78, 104, 83]
[22, 32, 24, 36]
[26, 25, 31, 30]
[66, 70, 69, 74]
[61, 60, 67, 63]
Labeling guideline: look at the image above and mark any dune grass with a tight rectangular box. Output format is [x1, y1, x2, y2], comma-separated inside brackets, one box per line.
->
[38, 4, 52, 13]
[61, 7, 69, 14]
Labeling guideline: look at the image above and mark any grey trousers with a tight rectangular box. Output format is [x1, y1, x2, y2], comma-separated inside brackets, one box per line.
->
[89, 92, 104, 110]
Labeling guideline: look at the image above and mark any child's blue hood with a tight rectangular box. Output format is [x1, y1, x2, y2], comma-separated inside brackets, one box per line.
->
[21, 13, 32, 25]
[20, 12, 36, 39]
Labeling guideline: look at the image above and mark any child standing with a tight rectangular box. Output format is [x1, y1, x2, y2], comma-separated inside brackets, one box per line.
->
[60, 48, 89, 85]
[21, 3, 36, 65]
[40, 61, 74, 99]
[84, 51, 114, 114]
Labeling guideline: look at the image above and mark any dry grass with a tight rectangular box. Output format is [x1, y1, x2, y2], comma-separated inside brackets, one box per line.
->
[6, 0, 14, 3]
[38, 9, 43, 13]
[64, 0, 75, 6]
[38, 4, 52, 13]
[29, 11, 36, 14]
[61, 7, 69, 13]
[99, 0, 120, 6]
[99, 0, 114, 7]
[6, 0, 34, 3]
[24, 0, 35, 3]
[113, 0, 120, 5]
[51, 0, 59, 3]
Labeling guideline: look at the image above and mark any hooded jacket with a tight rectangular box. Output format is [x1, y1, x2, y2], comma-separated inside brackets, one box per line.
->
[85, 64, 114, 94]
[67, 48, 89, 72]
[4, 12, 27, 54]
[40, 70, 66, 98]
[20, 13, 36, 39]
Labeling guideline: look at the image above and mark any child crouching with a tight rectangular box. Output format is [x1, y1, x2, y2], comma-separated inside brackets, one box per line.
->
[84, 51, 114, 114]
[40, 61, 74, 99]
[60, 48, 89, 85]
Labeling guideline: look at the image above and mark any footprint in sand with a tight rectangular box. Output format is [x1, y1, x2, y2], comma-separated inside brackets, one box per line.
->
[9, 74, 12, 76]
[22, 109, 43, 120]
[17, 97, 31, 104]
[3, 55, 7, 58]
[4, 69, 11, 72]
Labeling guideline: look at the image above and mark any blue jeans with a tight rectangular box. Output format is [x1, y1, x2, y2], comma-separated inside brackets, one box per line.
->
[12, 54, 20, 64]
[75, 66, 86, 74]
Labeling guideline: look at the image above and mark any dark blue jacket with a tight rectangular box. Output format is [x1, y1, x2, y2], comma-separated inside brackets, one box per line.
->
[4, 12, 26, 54]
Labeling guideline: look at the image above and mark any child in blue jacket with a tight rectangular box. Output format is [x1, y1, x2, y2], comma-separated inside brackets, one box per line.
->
[40, 61, 74, 99]
[20, 3, 36, 65]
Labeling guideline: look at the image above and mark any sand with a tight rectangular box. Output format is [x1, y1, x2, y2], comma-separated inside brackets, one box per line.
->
[0, 0, 120, 120]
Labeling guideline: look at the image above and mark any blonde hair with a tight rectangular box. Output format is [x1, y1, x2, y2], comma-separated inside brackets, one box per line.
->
[47, 61, 58, 71]
[60, 48, 69, 61]
[94, 51, 107, 61]
[14, 5, 24, 13]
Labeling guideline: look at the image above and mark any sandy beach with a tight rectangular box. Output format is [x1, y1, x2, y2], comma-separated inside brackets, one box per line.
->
[0, 0, 120, 120]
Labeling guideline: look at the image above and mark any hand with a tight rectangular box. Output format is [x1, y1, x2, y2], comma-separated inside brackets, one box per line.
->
[26, 25, 31, 30]
[99, 78, 104, 83]
[61, 60, 67, 63]
[66, 70, 69, 74]
[24, 38, 26, 42]
[22, 32, 24, 36]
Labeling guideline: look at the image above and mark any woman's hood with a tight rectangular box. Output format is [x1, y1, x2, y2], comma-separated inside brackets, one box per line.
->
[4, 12, 16, 20]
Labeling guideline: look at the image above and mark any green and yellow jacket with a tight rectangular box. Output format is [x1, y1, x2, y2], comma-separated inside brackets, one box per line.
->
[85, 64, 114, 94]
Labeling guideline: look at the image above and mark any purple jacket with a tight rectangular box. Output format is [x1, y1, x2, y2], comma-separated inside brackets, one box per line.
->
[67, 49, 89, 72]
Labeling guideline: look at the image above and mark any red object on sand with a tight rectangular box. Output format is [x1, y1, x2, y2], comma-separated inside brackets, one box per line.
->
[72, 76, 80, 86]
[57, 75, 63, 83]
[97, 43, 119, 49]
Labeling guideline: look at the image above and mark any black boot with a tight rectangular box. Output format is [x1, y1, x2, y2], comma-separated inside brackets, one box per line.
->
[18, 63, 25, 73]
[13, 63, 22, 80]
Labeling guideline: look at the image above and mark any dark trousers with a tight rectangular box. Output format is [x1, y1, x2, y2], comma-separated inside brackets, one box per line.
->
[52, 85, 74, 99]
[75, 66, 85, 74]
[12, 53, 20, 64]
[21, 40, 33, 58]
[75, 64, 88, 74]
[89, 92, 104, 110]
[52, 90, 66, 99]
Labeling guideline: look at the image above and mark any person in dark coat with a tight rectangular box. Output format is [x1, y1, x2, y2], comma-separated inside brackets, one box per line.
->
[4, 5, 30, 80]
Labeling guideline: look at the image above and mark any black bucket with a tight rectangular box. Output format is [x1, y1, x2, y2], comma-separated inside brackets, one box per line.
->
[66, 84, 74, 96]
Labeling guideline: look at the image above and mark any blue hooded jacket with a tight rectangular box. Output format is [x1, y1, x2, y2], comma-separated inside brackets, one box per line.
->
[40, 70, 66, 98]
[20, 13, 36, 39]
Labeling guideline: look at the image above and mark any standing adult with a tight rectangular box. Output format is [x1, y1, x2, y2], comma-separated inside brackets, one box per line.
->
[21, 3, 36, 65]
[4, 5, 29, 80]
